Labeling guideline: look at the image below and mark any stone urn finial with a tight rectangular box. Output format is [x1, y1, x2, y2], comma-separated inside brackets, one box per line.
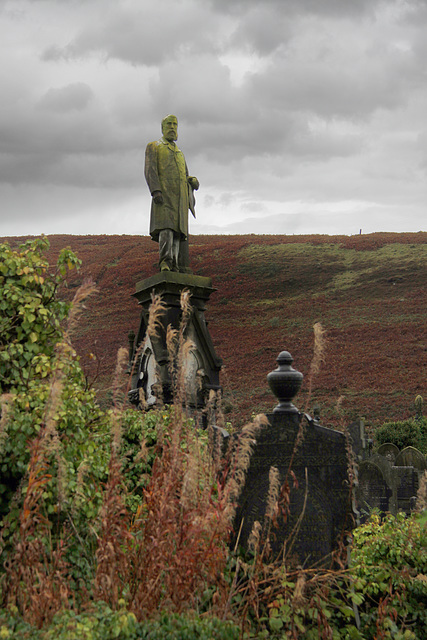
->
[267, 351, 303, 413]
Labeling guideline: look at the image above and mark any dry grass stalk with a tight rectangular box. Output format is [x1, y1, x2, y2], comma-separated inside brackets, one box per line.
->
[166, 324, 178, 372]
[179, 288, 192, 329]
[310, 322, 327, 377]
[292, 570, 306, 607]
[2, 438, 71, 627]
[247, 520, 262, 555]
[416, 471, 427, 512]
[37, 342, 73, 507]
[223, 414, 269, 525]
[147, 292, 167, 339]
[127, 410, 231, 618]
[75, 460, 89, 501]
[176, 337, 196, 404]
[169, 290, 194, 405]
[180, 449, 200, 511]
[205, 389, 226, 468]
[93, 450, 132, 608]
[304, 322, 327, 413]
[110, 347, 129, 451]
[265, 466, 281, 522]
[65, 279, 97, 340]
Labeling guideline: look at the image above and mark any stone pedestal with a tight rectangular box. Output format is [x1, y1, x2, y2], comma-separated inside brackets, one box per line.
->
[128, 272, 222, 410]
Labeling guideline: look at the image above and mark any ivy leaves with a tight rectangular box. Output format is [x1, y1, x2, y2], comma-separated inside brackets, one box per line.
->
[0, 237, 81, 392]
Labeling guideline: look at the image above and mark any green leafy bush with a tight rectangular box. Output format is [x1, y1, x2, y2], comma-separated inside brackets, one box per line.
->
[0, 602, 239, 639]
[351, 512, 427, 639]
[0, 236, 80, 393]
[0, 238, 110, 589]
[375, 418, 427, 453]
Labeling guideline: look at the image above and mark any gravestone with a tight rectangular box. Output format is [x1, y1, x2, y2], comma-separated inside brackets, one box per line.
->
[233, 351, 353, 568]
[355, 445, 423, 517]
[348, 419, 369, 460]
[391, 466, 419, 514]
[356, 460, 391, 518]
[377, 443, 400, 466]
[395, 446, 427, 473]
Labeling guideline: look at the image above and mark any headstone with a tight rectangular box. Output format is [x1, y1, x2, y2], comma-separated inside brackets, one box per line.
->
[377, 443, 400, 466]
[356, 460, 391, 518]
[391, 466, 419, 514]
[348, 419, 368, 460]
[233, 351, 353, 568]
[395, 447, 426, 473]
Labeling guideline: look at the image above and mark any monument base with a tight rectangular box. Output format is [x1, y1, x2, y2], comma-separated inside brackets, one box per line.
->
[128, 272, 222, 413]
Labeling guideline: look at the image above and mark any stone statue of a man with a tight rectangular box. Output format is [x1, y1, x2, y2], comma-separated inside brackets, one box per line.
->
[144, 115, 199, 272]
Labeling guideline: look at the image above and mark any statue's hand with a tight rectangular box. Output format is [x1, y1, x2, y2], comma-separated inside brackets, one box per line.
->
[188, 177, 199, 190]
[152, 190, 164, 204]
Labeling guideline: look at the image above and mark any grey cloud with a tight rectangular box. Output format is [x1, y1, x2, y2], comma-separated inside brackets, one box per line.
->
[0, 86, 148, 189]
[230, 6, 292, 55]
[398, 0, 427, 25]
[208, 0, 376, 18]
[148, 54, 363, 167]
[37, 83, 94, 112]
[41, 1, 222, 66]
[0, 145, 143, 189]
[247, 41, 419, 120]
[291, 127, 364, 159]
[241, 200, 267, 213]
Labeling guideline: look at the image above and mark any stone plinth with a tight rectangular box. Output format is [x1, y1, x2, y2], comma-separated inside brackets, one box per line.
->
[128, 272, 222, 409]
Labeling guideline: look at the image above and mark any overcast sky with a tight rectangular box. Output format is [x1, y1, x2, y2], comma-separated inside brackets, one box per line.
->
[0, 0, 426, 238]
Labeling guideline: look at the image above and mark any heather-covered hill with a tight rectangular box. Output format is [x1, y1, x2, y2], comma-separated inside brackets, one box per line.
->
[2, 232, 426, 431]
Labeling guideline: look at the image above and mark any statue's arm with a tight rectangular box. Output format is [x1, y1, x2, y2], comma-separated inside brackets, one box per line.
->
[185, 160, 199, 190]
[188, 176, 199, 190]
[144, 142, 162, 196]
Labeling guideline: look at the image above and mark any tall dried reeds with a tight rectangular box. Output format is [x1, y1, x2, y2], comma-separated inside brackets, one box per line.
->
[0, 281, 98, 624]
[1, 438, 71, 628]
[93, 346, 133, 607]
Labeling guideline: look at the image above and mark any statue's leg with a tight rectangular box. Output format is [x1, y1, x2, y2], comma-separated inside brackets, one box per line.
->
[178, 236, 192, 273]
[171, 233, 180, 272]
[158, 229, 174, 271]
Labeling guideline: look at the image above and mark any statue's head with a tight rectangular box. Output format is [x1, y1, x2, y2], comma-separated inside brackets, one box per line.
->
[161, 115, 178, 142]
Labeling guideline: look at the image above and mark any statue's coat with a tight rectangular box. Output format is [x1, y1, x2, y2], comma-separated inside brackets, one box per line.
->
[145, 138, 191, 241]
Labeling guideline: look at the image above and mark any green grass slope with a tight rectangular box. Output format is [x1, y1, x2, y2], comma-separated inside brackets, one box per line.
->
[2, 232, 426, 431]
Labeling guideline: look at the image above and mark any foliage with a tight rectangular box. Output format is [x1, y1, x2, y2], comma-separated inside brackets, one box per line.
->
[0, 238, 109, 595]
[119, 407, 164, 512]
[351, 512, 427, 639]
[0, 604, 239, 640]
[227, 512, 427, 639]
[375, 418, 427, 453]
[1, 236, 427, 639]
[0, 236, 80, 393]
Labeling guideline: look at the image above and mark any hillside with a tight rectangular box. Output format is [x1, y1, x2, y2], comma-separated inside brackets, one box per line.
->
[2, 232, 426, 431]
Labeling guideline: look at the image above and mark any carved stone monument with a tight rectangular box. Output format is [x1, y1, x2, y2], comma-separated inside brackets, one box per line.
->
[128, 117, 221, 411]
[233, 351, 354, 568]
[128, 272, 222, 410]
